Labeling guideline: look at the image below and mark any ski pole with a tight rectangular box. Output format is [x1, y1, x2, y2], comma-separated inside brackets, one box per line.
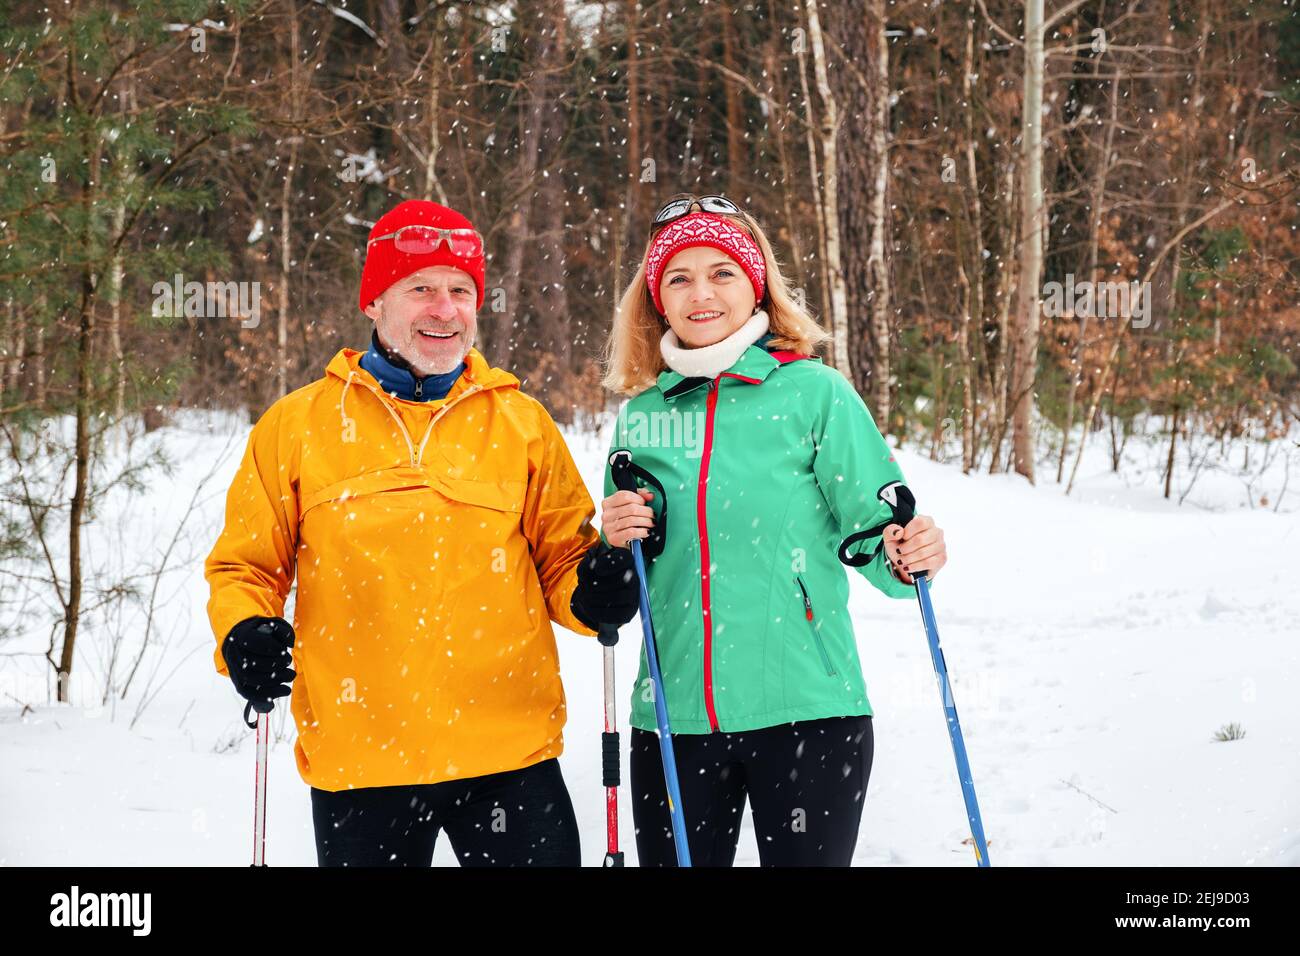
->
[598, 623, 625, 867]
[609, 450, 692, 867]
[243, 700, 272, 867]
[838, 480, 990, 866]
[911, 569, 990, 867]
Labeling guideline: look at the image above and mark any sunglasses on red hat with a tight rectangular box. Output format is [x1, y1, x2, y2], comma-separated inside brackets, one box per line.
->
[650, 195, 743, 235]
[367, 224, 484, 257]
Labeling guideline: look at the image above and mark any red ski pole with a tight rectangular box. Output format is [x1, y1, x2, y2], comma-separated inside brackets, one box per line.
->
[598, 624, 624, 866]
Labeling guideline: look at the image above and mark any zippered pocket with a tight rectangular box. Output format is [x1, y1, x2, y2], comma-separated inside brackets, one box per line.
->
[795, 575, 836, 676]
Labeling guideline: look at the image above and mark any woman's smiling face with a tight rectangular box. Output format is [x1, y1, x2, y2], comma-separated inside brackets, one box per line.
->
[657, 245, 758, 348]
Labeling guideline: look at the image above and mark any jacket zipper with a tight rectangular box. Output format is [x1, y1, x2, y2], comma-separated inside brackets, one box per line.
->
[347, 374, 484, 468]
[698, 378, 721, 731]
[692, 369, 763, 732]
[796, 575, 836, 676]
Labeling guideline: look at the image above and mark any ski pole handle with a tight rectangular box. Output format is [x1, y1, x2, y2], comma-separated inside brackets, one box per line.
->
[608, 448, 669, 562]
[243, 698, 273, 730]
[609, 449, 638, 494]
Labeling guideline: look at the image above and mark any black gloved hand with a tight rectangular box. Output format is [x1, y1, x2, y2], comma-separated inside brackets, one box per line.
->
[570, 542, 640, 630]
[221, 615, 296, 713]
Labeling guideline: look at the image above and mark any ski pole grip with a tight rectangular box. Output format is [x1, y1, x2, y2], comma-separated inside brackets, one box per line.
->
[598, 623, 619, 647]
[838, 481, 919, 567]
[608, 449, 638, 494]
[602, 731, 621, 788]
[608, 448, 668, 562]
[243, 699, 272, 730]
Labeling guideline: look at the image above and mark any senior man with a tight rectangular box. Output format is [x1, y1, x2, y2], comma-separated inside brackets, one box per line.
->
[205, 200, 639, 866]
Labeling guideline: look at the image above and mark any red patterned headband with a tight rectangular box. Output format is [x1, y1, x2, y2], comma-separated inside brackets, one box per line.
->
[644, 212, 766, 316]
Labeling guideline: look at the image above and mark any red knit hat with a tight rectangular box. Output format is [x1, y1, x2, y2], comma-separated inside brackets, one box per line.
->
[358, 200, 486, 312]
[644, 212, 766, 316]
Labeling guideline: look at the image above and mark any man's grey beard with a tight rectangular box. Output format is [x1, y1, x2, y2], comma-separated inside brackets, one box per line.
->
[415, 350, 468, 376]
[376, 325, 474, 376]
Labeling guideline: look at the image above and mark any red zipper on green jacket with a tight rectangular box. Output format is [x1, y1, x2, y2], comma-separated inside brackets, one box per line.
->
[697, 370, 762, 732]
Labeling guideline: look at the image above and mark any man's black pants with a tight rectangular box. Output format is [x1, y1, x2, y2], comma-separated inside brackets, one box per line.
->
[310, 757, 580, 866]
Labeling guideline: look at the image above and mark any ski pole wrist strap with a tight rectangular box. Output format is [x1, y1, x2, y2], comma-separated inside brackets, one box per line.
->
[837, 480, 918, 568]
[608, 449, 669, 560]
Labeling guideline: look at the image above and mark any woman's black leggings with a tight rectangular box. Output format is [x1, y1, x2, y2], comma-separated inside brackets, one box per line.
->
[630, 714, 874, 866]
[310, 757, 580, 867]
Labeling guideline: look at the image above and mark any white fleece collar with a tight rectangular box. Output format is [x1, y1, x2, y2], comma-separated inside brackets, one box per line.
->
[660, 309, 770, 379]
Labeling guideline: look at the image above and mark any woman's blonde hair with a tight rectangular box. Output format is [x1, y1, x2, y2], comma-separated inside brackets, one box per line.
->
[602, 198, 831, 396]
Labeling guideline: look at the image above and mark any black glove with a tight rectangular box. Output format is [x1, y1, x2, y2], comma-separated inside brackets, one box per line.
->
[221, 616, 296, 713]
[570, 542, 640, 630]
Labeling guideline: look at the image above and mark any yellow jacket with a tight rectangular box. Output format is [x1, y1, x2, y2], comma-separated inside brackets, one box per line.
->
[205, 346, 599, 791]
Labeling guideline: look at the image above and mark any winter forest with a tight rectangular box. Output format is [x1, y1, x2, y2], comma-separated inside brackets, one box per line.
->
[0, 0, 1297, 873]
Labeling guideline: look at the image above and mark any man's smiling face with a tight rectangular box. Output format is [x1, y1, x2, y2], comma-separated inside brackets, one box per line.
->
[362, 265, 478, 375]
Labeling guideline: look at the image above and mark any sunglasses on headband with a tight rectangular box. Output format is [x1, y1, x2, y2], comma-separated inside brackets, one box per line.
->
[650, 195, 743, 234]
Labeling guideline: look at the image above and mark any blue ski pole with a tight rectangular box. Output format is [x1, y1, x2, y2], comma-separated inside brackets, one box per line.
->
[608, 450, 692, 867]
[838, 481, 990, 866]
[912, 569, 991, 866]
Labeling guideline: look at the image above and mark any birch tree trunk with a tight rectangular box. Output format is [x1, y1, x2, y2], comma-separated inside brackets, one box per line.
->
[803, 0, 850, 372]
[794, 8, 831, 327]
[1010, 0, 1044, 482]
[865, 0, 891, 422]
[988, 159, 1017, 474]
[957, 0, 983, 474]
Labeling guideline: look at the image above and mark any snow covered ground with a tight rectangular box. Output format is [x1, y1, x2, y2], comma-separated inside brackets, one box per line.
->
[1, 407, 1296, 866]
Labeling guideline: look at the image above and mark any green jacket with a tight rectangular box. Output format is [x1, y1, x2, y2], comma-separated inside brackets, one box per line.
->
[602, 338, 930, 734]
